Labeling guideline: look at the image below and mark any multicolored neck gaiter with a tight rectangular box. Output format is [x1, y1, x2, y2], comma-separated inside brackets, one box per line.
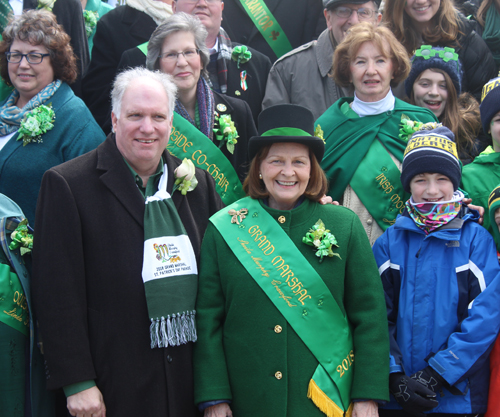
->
[406, 191, 464, 234]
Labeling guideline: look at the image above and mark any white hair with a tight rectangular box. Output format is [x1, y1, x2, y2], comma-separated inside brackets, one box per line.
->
[110, 67, 177, 119]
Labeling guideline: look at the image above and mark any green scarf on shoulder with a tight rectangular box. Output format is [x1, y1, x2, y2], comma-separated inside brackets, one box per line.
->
[317, 98, 437, 201]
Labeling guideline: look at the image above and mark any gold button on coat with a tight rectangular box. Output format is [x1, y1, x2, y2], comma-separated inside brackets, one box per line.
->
[275, 371, 283, 379]
[274, 325, 282, 333]
[278, 216, 286, 224]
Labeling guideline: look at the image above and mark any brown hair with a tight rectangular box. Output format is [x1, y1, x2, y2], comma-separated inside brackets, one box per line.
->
[382, 0, 460, 55]
[332, 22, 410, 88]
[477, 0, 500, 27]
[409, 69, 480, 160]
[243, 144, 328, 202]
[0, 9, 77, 86]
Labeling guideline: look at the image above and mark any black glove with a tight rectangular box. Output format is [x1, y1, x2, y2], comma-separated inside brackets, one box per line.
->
[410, 366, 444, 394]
[389, 372, 438, 417]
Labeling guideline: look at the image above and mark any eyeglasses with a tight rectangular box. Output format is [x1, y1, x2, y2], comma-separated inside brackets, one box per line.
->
[333, 7, 376, 20]
[159, 48, 200, 62]
[5, 52, 50, 64]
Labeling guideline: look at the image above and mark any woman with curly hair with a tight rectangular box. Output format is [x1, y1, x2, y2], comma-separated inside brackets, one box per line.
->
[0, 9, 104, 225]
[383, 0, 497, 100]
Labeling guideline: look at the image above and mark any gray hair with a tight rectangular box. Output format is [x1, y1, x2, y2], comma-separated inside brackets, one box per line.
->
[146, 12, 210, 80]
[111, 67, 177, 119]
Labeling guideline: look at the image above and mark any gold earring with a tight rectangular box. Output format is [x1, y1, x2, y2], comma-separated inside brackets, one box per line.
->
[259, 173, 262, 179]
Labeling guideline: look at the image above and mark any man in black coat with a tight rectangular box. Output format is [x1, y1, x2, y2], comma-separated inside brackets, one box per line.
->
[32, 68, 223, 417]
[221, 0, 326, 62]
[23, 0, 89, 97]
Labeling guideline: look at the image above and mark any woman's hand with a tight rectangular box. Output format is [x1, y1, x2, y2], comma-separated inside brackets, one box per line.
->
[319, 195, 340, 205]
[204, 403, 233, 417]
[463, 197, 485, 225]
[352, 400, 379, 417]
[67, 386, 106, 417]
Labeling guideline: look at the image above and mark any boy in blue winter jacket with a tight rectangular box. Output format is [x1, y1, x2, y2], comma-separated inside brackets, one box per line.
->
[373, 126, 500, 417]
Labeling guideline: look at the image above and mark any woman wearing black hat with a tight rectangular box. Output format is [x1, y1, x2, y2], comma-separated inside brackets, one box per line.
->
[193, 104, 390, 417]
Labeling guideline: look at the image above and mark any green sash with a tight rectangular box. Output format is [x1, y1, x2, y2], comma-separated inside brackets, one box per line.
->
[349, 140, 410, 231]
[0, 262, 28, 336]
[317, 98, 437, 202]
[137, 41, 148, 55]
[210, 197, 353, 417]
[168, 113, 245, 205]
[238, 0, 293, 58]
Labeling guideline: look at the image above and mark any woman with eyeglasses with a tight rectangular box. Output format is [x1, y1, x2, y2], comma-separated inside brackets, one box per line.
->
[0, 9, 104, 417]
[383, 0, 497, 101]
[0, 10, 105, 226]
[146, 12, 257, 184]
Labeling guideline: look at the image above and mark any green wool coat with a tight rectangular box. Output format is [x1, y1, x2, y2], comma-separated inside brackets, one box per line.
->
[0, 82, 105, 225]
[461, 148, 500, 237]
[194, 198, 389, 416]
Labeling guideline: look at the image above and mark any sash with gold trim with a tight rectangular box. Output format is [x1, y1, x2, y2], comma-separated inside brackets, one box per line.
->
[238, 0, 293, 58]
[349, 140, 410, 231]
[168, 113, 245, 205]
[210, 197, 353, 417]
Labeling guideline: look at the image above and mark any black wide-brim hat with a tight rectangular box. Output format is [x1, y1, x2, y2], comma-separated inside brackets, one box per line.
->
[248, 104, 325, 162]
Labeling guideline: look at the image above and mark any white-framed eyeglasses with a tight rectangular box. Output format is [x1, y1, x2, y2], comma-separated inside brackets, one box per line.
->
[159, 48, 200, 62]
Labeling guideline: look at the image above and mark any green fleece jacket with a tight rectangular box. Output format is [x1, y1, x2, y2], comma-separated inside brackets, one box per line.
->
[194, 198, 389, 416]
[461, 147, 500, 237]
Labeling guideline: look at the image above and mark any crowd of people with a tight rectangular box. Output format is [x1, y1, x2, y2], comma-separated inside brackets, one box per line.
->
[0, 0, 500, 416]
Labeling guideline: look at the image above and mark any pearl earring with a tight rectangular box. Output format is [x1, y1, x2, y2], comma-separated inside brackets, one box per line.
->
[259, 173, 262, 179]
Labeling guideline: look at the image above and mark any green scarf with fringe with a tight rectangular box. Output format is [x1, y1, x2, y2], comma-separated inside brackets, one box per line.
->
[142, 166, 198, 348]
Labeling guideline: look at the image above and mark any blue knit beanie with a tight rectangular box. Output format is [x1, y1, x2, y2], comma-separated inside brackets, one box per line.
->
[401, 126, 461, 193]
[480, 72, 500, 133]
[405, 46, 462, 98]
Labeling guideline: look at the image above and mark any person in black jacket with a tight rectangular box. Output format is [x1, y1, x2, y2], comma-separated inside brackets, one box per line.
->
[383, 0, 497, 102]
[23, 0, 88, 98]
[220, 0, 326, 62]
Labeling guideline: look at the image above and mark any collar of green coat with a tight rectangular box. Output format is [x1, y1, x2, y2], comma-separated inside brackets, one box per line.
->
[85, 0, 101, 11]
[260, 197, 316, 227]
[473, 146, 500, 164]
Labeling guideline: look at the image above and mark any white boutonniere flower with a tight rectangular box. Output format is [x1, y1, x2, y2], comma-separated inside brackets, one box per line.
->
[173, 158, 198, 195]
